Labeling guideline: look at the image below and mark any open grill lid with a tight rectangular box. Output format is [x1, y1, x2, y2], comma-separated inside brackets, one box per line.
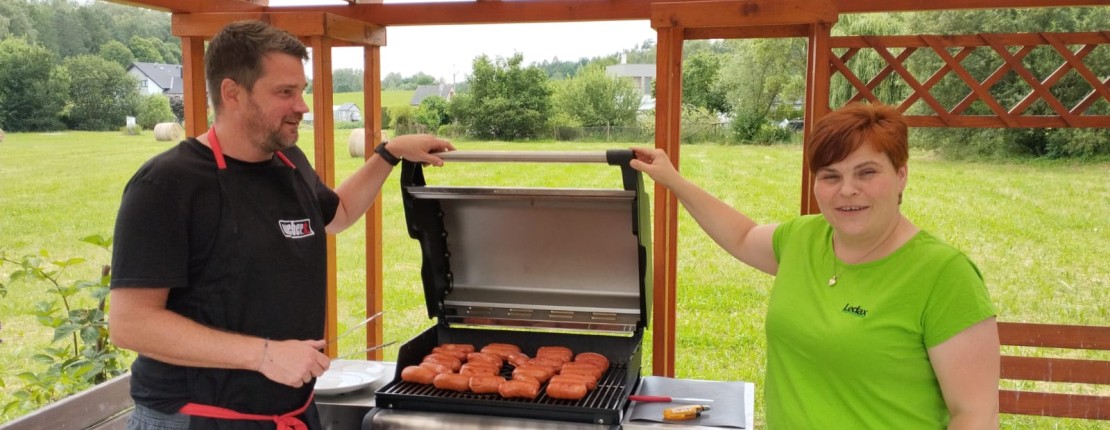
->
[401, 150, 652, 334]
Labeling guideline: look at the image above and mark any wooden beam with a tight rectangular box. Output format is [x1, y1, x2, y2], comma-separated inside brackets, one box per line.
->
[309, 35, 339, 358]
[801, 23, 831, 215]
[652, 25, 683, 379]
[112, 0, 1105, 25]
[275, 0, 655, 25]
[363, 44, 386, 360]
[107, 0, 265, 14]
[652, 0, 837, 29]
[172, 12, 385, 46]
[686, 23, 812, 40]
[180, 36, 208, 138]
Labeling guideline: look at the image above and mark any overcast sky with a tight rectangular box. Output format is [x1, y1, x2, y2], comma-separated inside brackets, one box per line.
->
[268, 0, 658, 82]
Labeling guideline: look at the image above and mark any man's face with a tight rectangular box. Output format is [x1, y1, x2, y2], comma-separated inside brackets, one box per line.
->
[241, 53, 309, 153]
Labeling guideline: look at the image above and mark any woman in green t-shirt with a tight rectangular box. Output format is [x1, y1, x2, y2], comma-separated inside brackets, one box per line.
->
[629, 103, 999, 429]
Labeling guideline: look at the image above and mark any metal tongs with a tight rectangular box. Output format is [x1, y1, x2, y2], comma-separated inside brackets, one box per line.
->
[337, 340, 398, 359]
[325, 311, 384, 347]
[324, 311, 397, 359]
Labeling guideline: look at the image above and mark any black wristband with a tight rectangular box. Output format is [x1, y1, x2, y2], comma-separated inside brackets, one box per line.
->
[374, 141, 401, 166]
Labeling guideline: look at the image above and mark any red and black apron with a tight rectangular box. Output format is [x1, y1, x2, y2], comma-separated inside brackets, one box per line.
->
[179, 127, 327, 429]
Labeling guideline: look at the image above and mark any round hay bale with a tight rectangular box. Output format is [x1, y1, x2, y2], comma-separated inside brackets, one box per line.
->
[347, 129, 388, 158]
[154, 122, 184, 141]
[348, 128, 366, 158]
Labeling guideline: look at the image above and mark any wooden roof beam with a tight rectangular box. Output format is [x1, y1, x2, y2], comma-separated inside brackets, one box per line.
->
[652, 0, 837, 29]
[274, 0, 655, 26]
[109, 0, 266, 14]
[172, 12, 386, 46]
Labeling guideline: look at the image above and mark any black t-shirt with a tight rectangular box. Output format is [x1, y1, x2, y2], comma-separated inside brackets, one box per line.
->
[110, 139, 339, 413]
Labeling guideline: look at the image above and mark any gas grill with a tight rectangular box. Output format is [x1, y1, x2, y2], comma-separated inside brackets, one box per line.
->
[366, 150, 652, 429]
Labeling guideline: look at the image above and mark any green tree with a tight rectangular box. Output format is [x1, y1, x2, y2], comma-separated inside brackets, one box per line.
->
[450, 53, 552, 140]
[63, 55, 140, 131]
[0, 38, 68, 131]
[333, 68, 364, 93]
[551, 63, 640, 127]
[718, 37, 807, 123]
[683, 50, 729, 114]
[98, 40, 134, 68]
[136, 94, 175, 129]
[414, 96, 451, 131]
[129, 35, 164, 63]
[0, 0, 37, 40]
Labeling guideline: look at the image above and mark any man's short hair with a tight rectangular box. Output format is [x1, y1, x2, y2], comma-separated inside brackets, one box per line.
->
[204, 20, 308, 112]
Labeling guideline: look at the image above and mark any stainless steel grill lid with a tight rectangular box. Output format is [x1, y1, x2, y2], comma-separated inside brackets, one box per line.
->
[400, 150, 652, 334]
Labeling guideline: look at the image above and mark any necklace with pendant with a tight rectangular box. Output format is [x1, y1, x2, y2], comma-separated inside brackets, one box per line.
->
[828, 217, 902, 287]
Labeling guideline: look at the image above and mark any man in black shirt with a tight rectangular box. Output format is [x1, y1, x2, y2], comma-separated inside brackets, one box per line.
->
[109, 20, 453, 430]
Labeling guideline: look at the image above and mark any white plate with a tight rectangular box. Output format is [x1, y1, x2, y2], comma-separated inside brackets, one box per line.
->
[314, 360, 386, 395]
[314, 371, 375, 395]
[330, 359, 385, 379]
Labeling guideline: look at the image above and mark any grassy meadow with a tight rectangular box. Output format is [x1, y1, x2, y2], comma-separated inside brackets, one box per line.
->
[0, 129, 1107, 428]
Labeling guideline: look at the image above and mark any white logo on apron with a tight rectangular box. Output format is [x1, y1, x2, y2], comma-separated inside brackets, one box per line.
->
[278, 219, 315, 239]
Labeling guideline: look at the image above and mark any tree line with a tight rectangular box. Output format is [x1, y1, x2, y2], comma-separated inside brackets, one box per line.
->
[1, 1, 1105, 158]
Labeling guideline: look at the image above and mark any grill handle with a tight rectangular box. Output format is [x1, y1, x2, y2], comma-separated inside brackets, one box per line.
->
[436, 149, 634, 166]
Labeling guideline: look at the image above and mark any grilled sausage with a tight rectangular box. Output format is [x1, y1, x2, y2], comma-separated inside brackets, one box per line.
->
[431, 346, 467, 361]
[506, 352, 531, 368]
[485, 343, 521, 353]
[401, 365, 437, 384]
[511, 372, 540, 385]
[468, 375, 506, 394]
[459, 362, 500, 376]
[529, 357, 565, 371]
[574, 352, 609, 370]
[419, 362, 452, 374]
[512, 365, 554, 383]
[561, 362, 604, 378]
[432, 373, 470, 392]
[545, 381, 588, 400]
[466, 352, 504, 368]
[439, 343, 476, 353]
[498, 379, 540, 399]
[551, 373, 597, 390]
[422, 353, 462, 371]
[536, 346, 574, 362]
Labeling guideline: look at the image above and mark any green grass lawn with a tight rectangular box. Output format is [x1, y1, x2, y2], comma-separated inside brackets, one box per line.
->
[1, 130, 1107, 428]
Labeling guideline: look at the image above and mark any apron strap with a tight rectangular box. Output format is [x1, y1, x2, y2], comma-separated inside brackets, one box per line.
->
[179, 392, 314, 430]
[207, 126, 295, 170]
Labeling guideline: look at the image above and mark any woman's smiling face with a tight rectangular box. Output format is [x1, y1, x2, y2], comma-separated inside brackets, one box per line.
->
[813, 143, 907, 239]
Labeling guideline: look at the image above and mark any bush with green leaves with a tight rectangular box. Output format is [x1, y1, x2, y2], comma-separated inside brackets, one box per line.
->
[136, 94, 175, 130]
[0, 235, 129, 419]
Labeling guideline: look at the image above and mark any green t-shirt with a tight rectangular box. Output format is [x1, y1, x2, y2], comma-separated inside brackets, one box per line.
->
[766, 215, 995, 429]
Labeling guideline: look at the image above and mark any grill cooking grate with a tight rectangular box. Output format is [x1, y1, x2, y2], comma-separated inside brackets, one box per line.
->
[376, 364, 632, 424]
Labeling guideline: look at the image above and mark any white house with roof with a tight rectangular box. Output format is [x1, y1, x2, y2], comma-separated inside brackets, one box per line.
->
[127, 62, 183, 96]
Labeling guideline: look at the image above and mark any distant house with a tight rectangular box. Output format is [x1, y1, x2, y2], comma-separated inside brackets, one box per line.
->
[410, 84, 455, 106]
[334, 103, 362, 122]
[303, 103, 362, 124]
[127, 62, 183, 96]
[606, 63, 655, 97]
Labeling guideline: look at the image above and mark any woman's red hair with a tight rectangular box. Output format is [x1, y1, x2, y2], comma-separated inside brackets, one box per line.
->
[805, 103, 908, 174]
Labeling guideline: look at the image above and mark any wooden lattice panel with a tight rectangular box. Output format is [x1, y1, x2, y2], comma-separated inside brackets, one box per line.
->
[828, 32, 1110, 127]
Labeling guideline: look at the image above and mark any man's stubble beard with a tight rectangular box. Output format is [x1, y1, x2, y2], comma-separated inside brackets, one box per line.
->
[244, 96, 299, 153]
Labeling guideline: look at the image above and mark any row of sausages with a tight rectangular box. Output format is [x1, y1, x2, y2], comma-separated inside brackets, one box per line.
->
[399, 342, 611, 401]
